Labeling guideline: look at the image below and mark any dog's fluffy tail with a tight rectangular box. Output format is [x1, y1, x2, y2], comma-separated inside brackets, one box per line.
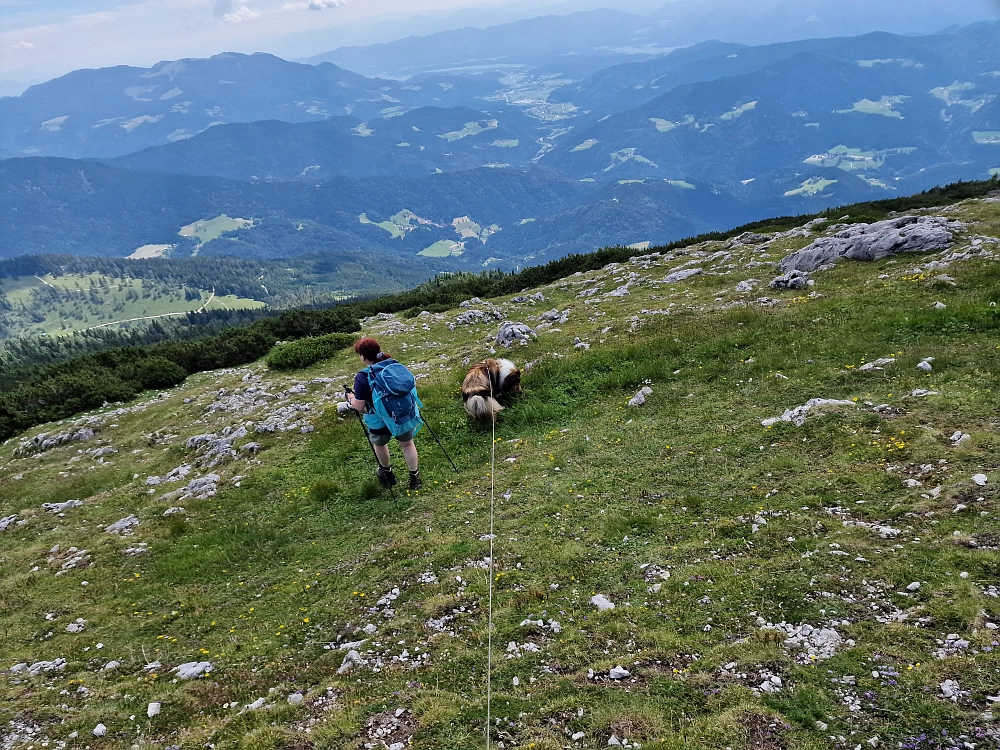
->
[465, 394, 504, 421]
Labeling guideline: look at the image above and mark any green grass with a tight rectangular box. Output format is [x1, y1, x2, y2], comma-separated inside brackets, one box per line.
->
[179, 215, 254, 245]
[2, 199, 1000, 749]
[836, 96, 908, 118]
[0, 273, 264, 338]
[720, 101, 757, 120]
[439, 120, 498, 142]
[785, 178, 838, 197]
[419, 240, 464, 257]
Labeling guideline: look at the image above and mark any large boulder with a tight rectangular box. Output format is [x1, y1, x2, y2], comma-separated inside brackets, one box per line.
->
[496, 321, 536, 348]
[779, 216, 965, 273]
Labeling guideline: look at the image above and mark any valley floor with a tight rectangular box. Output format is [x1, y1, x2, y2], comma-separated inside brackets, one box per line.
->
[2, 199, 999, 749]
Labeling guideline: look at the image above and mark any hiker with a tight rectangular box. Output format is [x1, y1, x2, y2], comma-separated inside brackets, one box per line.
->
[346, 337, 423, 490]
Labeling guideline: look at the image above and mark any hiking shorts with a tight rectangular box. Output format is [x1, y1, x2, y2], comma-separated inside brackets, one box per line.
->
[365, 414, 416, 446]
[368, 427, 416, 446]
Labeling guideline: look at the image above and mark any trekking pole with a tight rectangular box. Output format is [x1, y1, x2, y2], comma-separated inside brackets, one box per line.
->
[420, 414, 459, 473]
[344, 386, 396, 502]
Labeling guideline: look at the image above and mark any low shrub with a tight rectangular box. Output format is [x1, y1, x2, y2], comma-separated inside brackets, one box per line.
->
[265, 333, 358, 371]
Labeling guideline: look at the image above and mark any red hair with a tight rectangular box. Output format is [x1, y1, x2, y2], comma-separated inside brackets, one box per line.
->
[354, 337, 389, 361]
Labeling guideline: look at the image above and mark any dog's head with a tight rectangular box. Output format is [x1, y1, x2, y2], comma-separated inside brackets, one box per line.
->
[495, 359, 522, 394]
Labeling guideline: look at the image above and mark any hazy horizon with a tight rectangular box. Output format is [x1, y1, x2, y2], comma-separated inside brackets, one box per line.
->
[2, 0, 999, 95]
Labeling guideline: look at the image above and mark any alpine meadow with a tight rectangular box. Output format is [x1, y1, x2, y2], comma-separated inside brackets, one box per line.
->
[2, 1, 1000, 749]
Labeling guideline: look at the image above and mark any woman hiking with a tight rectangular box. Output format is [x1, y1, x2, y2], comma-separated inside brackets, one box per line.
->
[346, 337, 422, 490]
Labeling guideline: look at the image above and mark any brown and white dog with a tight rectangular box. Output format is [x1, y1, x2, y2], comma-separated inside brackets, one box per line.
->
[462, 358, 522, 421]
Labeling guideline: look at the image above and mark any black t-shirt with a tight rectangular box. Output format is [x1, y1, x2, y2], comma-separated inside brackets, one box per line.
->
[353, 368, 372, 405]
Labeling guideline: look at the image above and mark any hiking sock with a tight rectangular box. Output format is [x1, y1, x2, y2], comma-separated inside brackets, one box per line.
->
[408, 470, 422, 490]
[376, 464, 397, 487]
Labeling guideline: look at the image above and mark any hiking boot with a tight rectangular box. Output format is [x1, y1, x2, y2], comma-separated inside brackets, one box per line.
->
[408, 470, 422, 491]
[376, 465, 397, 487]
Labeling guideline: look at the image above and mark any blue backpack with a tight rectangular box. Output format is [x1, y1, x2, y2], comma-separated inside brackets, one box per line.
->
[364, 359, 423, 438]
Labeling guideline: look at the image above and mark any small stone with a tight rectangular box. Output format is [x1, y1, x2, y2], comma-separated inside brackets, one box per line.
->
[608, 665, 631, 679]
[337, 650, 364, 674]
[972, 473, 988, 486]
[917, 361, 933, 372]
[933, 302, 947, 310]
[93, 724, 107, 737]
[171, 661, 213, 680]
[590, 594, 615, 611]
[147, 702, 161, 718]
[572, 731, 586, 741]
[906, 582, 921, 592]
[512, 676, 520, 686]
[287, 693, 303, 706]
[960, 572, 969, 579]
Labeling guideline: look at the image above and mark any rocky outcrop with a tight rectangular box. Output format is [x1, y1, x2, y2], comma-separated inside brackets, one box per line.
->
[496, 322, 536, 348]
[779, 216, 965, 273]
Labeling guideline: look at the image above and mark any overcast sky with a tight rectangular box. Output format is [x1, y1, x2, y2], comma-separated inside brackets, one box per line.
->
[1, 0, 650, 86]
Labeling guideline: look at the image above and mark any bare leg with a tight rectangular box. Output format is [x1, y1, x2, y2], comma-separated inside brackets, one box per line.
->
[399, 440, 418, 472]
[373, 442, 391, 467]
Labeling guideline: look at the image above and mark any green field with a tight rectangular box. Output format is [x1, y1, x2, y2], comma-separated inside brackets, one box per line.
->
[2, 196, 999, 748]
[803, 145, 917, 172]
[439, 119, 498, 142]
[360, 210, 436, 239]
[974, 132, 1000, 145]
[178, 215, 254, 247]
[452, 216, 500, 243]
[720, 100, 757, 120]
[606, 148, 659, 172]
[418, 239, 464, 257]
[490, 139, 519, 148]
[0, 272, 264, 339]
[836, 96, 908, 118]
[650, 115, 695, 133]
[784, 177, 838, 197]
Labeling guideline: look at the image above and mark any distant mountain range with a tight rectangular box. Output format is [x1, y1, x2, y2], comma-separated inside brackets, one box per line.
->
[106, 106, 545, 181]
[306, 0, 998, 78]
[3, 11, 1000, 275]
[0, 53, 499, 160]
[0, 158, 753, 266]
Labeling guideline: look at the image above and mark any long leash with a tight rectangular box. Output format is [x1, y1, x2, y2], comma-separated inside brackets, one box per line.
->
[485, 378, 497, 750]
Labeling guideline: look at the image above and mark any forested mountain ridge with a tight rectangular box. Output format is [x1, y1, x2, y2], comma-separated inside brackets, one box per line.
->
[0, 158, 765, 266]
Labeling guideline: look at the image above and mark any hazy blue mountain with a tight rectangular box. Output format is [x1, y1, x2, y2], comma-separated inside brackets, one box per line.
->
[542, 27, 1000, 205]
[0, 157, 795, 267]
[303, 9, 669, 78]
[305, 0, 997, 81]
[106, 106, 545, 181]
[0, 158, 595, 264]
[0, 53, 495, 160]
[650, 0, 998, 48]
[552, 22, 1000, 117]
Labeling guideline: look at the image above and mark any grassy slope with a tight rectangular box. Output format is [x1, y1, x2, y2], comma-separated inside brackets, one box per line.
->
[0, 273, 265, 338]
[1, 200, 999, 750]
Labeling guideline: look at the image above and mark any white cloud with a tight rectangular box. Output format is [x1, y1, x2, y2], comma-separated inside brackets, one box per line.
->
[308, 0, 346, 9]
[11, 41, 36, 49]
[223, 4, 260, 22]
